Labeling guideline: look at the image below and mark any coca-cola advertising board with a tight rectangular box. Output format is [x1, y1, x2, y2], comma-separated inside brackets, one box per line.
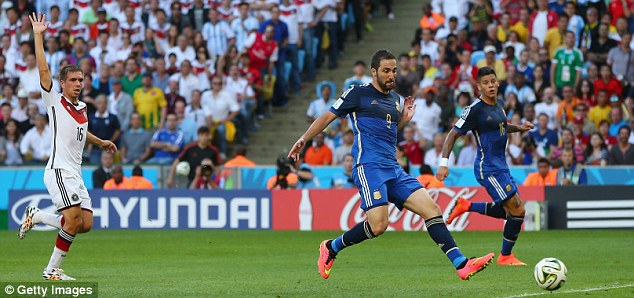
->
[272, 187, 544, 231]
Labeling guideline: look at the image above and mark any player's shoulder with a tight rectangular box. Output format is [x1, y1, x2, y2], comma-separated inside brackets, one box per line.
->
[340, 83, 370, 99]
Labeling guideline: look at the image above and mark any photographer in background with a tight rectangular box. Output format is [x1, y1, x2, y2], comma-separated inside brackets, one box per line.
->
[267, 156, 299, 190]
[190, 158, 224, 190]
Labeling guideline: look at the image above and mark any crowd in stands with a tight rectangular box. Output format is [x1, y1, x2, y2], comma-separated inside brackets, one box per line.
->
[292, 0, 634, 189]
[0, 0, 395, 188]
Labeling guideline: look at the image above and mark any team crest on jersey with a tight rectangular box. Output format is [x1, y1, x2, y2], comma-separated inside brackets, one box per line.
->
[486, 115, 493, 121]
[373, 190, 381, 200]
[71, 194, 80, 202]
[371, 100, 378, 105]
[506, 184, 512, 191]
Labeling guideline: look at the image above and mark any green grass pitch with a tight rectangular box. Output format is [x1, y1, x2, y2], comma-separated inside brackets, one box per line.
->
[1, 230, 633, 297]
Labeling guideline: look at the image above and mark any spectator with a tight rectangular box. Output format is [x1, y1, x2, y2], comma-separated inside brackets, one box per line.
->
[509, 7, 530, 43]
[609, 107, 628, 136]
[530, 64, 550, 102]
[523, 158, 557, 186]
[166, 35, 196, 68]
[78, 73, 98, 115]
[419, 3, 445, 32]
[103, 165, 130, 190]
[44, 36, 66, 79]
[395, 53, 420, 98]
[231, 3, 260, 52]
[585, 132, 609, 166]
[267, 156, 299, 190]
[598, 120, 619, 148]
[106, 79, 133, 132]
[544, 14, 569, 59]
[425, 133, 456, 167]
[224, 145, 257, 167]
[18, 54, 43, 113]
[133, 73, 167, 129]
[313, 0, 339, 69]
[504, 93, 521, 121]
[202, 8, 236, 58]
[566, 103, 596, 134]
[588, 23, 617, 66]
[416, 164, 445, 189]
[0, 103, 13, 135]
[331, 153, 354, 189]
[152, 59, 170, 92]
[607, 32, 634, 92]
[556, 147, 587, 185]
[120, 112, 153, 164]
[589, 90, 612, 128]
[19, 114, 50, 164]
[304, 132, 333, 166]
[550, 31, 583, 94]
[92, 151, 114, 189]
[170, 60, 203, 104]
[413, 87, 441, 145]
[88, 95, 121, 164]
[333, 129, 353, 165]
[174, 100, 197, 144]
[224, 65, 256, 143]
[167, 126, 222, 187]
[245, 23, 278, 101]
[279, 0, 302, 94]
[147, 113, 185, 165]
[577, 79, 596, 107]
[477, 45, 507, 82]
[570, 116, 590, 147]
[344, 60, 373, 90]
[594, 64, 623, 100]
[395, 145, 411, 174]
[185, 89, 208, 130]
[0, 119, 23, 165]
[169, 2, 193, 31]
[120, 6, 145, 44]
[88, 8, 109, 38]
[93, 65, 112, 96]
[456, 132, 477, 166]
[122, 58, 143, 95]
[202, 76, 240, 156]
[608, 126, 634, 164]
[550, 127, 585, 163]
[127, 165, 153, 189]
[565, 2, 585, 47]
[306, 83, 336, 123]
[399, 124, 425, 165]
[164, 79, 187, 115]
[557, 85, 580, 126]
[529, 0, 558, 46]
[505, 73, 536, 105]
[192, 47, 216, 82]
[190, 158, 224, 190]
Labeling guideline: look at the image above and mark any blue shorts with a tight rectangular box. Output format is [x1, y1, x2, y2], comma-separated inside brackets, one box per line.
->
[476, 170, 519, 204]
[352, 163, 423, 211]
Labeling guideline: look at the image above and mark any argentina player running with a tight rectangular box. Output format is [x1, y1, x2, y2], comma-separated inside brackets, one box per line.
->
[288, 49, 494, 280]
[437, 67, 534, 266]
[17, 13, 117, 280]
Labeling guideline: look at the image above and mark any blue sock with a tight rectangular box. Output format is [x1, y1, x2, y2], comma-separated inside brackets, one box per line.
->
[470, 202, 506, 219]
[425, 216, 467, 269]
[330, 221, 375, 253]
[501, 214, 524, 255]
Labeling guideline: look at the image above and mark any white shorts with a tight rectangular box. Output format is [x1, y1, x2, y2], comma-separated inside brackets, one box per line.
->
[44, 168, 92, 212]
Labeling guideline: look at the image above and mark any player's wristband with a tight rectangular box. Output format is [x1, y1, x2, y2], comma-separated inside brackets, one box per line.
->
[439, 158, 449, 168]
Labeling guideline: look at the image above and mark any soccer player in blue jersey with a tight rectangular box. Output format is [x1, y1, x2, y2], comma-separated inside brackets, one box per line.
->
[436, 66, 535, 266]
[288, 49, 494, 280]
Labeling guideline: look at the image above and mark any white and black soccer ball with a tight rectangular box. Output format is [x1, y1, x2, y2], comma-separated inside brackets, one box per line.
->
[534, 257, 567, 291]
[175, 161, 190, 176]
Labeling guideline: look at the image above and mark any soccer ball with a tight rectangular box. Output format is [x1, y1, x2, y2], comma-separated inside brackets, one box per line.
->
[176, 161, 190, 176]
[534, 258, 567, 291]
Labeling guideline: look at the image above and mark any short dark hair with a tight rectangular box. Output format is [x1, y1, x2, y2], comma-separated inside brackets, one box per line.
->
[619, 125, 632, 135]
[59, 65, 84, 81]
[537, 158, 550, 166]
[477, 66, 497, 82]
[132, 165, 143, 176]
[420, 164, 433, 175]
[197, 126, 210, 135]
[558, 13, 569, 21]
[370, 49, 396, 71]
[354, 60, 366, 67]
[234, 145, 247, 156]
[1, 102, 12, 108]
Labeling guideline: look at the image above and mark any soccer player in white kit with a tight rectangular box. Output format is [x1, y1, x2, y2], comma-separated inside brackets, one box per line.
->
[17, 13, 117, 281]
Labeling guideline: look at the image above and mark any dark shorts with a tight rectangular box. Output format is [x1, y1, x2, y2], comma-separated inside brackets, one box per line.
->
[352, 163, 423, 211]
[476, 170, 519, 204]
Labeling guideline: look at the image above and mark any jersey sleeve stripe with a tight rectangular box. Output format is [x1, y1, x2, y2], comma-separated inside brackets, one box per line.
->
[50, 107, 58, 169]
[352, 112, 363, 165]
[474, 130, 485, 179]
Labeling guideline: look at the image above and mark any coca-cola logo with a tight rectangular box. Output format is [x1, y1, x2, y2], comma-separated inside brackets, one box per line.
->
[339, 188, 479, 231]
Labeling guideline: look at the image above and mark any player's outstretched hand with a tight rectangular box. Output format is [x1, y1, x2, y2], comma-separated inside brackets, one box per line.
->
[436, 166, 449, 181]
[101, 140, 118, 153]
[519, 121, 535, 132]
[29, 13, 49, 34]
[288, 137, 306, 161]
[402, 96, 415, 123]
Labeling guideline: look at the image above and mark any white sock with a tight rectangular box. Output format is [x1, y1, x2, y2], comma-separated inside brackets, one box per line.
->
[46, 247, 67, 271]
[33, 211, 62, 229]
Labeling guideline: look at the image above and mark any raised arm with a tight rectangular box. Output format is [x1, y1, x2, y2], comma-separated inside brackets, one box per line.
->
[30, 13, 51, 90]
[288, 111, 339, 161]
[436, 129, 462, 181]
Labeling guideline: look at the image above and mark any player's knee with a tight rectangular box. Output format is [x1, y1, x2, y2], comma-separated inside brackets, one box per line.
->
[82, 221, 93, 233]
[64, 216, 83, 234]
[368, 219, 388, 236]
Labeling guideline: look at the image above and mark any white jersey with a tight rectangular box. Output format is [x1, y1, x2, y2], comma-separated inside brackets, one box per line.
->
[42, 86, 88, 178]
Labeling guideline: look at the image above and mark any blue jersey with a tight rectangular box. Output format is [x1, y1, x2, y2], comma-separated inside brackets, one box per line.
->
[151, 129, 185, 159]
[329, 84, 402, 166]
[453, 98, 509, 178]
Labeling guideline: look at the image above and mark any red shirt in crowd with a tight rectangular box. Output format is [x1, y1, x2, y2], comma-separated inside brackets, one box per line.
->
[248, 33, 278, 71]
[594, 77, 623, 98]
[399, 140, 424, 165]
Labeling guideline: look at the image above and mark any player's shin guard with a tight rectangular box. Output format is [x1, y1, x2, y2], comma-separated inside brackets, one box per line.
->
[47, 229, 75, 270]
[425, 216, 467, 269]
[501, 214, 524, 255]
[469, 202, 506, 219]
[330, 221, 376, 253]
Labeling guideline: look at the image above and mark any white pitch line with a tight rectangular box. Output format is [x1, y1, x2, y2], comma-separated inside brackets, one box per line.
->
[503, 283, 634, 298]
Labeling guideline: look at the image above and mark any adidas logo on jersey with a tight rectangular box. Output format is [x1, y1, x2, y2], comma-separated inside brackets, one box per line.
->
[486, 116, 493, 121]
[371, 100, 378, 105]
